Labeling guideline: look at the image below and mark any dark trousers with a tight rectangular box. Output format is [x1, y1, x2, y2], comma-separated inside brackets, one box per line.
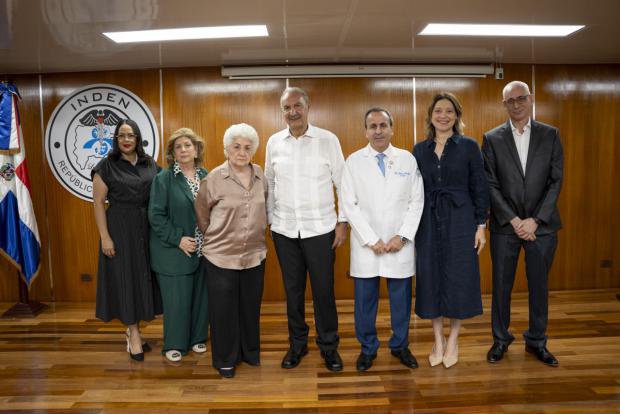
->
[155, 259, 209, 354]
[354, 277, 412, 355]
[272, 230, 339, 352]
[204, 259, 265, 369]
[490, 232, 558, 348]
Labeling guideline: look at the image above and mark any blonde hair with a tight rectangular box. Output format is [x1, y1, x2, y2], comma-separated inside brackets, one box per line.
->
[165, 127, 205, 167]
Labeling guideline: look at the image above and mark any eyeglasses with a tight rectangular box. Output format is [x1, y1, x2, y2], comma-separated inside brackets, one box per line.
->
[116, 133, 137, 141]
[504, 95, 530, 106]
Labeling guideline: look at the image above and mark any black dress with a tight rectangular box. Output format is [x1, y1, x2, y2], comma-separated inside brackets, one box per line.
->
[92, 156, 162, 324]
[413, 135, 489, 320]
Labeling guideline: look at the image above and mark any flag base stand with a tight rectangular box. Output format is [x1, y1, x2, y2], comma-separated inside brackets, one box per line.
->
[1, 272, 49, 319]
[1, 301, 49, 318]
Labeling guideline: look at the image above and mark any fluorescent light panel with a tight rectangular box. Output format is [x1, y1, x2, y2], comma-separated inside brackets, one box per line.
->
[103, 25, 268, 43]
[419, 23, 584, 37]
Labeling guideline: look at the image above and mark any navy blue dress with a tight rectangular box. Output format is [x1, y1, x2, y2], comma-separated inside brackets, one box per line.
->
[413, 135, 489, 319]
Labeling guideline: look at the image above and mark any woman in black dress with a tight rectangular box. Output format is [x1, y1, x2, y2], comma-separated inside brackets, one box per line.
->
[92, 119, 161, 361]
[413, 93, 489, 368]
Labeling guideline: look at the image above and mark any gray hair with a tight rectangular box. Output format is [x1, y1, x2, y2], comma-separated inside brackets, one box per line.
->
[223, 123, 260, 157]
[502, 80, 531, 100]
[280, 87, 310, 108]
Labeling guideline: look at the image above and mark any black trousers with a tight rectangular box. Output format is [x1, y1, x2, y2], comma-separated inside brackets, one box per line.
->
[205, 259, 265, 368]
[272, 230, 339, 352]
[490, 232, 558, 348]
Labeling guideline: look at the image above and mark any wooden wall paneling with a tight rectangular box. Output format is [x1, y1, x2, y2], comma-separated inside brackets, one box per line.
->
[40, 70, 161, 301]
[290, 77, 414, 299]
[161, 67, 286, 301]
[414, 64, 533, 294]
[535, 64, 620, 289]
[0, 74, 53, 302]
[3, 63, 618, 302]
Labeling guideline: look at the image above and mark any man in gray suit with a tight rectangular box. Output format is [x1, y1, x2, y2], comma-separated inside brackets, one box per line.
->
[482, 80, 563, 367]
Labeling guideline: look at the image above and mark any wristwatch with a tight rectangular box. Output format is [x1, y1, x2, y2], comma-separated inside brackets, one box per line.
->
[400, 236, 410, 245]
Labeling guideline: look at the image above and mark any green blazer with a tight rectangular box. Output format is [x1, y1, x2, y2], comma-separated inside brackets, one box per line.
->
[148, 166, 208, 275]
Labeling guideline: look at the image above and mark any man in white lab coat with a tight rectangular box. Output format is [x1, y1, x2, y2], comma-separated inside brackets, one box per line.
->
[341, 108, 425, 371]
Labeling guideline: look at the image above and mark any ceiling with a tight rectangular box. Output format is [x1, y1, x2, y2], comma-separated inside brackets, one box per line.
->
[1, 0, 619, 75]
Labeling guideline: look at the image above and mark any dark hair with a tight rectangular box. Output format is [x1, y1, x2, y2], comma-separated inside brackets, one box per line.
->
[108, 119, 150, 164]
[364, 107, 393, 128]
[424, 92, 465, 139]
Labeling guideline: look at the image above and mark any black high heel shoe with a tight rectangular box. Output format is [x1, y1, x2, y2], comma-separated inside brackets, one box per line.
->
[126, 328, 151, 352]
[125, 332, 144, 362]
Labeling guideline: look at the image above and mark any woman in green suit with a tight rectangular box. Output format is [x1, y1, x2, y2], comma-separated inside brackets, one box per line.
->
[148, 127, 209, 362]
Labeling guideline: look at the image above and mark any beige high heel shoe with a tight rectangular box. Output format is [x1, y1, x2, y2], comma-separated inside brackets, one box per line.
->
[442, 344, 458, 368]
[125, 331, 144, 362]
[126, 328, 151, 352]
[428, 338, 446, 367]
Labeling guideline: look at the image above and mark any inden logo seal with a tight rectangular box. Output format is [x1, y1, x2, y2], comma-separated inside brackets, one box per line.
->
[45, 84, 159, 201]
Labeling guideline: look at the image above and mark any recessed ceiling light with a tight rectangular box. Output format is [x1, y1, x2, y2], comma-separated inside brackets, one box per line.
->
[419, 23, 584, 37]
[103, 25, 268, 43]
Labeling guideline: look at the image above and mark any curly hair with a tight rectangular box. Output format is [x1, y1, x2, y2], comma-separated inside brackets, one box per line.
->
[223, 123, 260, 157]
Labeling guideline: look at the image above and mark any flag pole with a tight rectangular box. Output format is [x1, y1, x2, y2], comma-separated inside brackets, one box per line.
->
[0, 270, 48, 318]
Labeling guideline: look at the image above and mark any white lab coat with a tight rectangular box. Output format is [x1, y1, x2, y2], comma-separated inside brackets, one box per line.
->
[341, 144, 424, 278]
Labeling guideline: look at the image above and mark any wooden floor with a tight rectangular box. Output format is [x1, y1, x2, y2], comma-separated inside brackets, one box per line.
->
[1, 289, 619, 413]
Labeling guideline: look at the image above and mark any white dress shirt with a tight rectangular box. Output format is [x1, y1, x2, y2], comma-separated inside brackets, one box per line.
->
[265, 124, 346, 239]
[510, 118, 531, 174]
[341, 144, 424, 278]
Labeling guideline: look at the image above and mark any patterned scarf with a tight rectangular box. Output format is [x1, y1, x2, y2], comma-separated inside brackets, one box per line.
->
[173, 162, 203, 257]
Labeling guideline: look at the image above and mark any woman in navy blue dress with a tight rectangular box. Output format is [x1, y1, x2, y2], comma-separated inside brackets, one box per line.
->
[413, 93, 489, 368]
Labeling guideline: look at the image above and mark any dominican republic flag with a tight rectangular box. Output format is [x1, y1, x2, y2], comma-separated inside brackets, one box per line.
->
[0, 83, 41, 287]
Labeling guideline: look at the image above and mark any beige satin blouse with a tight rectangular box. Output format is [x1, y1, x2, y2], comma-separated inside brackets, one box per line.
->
[195, 161, 268, 270]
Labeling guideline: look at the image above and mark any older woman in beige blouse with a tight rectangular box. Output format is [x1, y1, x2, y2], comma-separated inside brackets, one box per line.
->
[195, 123, 267, 378]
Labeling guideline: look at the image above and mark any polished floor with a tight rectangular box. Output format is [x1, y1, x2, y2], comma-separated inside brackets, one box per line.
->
[1, 289, 619, 413]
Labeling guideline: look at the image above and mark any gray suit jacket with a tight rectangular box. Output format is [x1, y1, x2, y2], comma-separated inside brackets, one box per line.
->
[481, 119, 563, 235]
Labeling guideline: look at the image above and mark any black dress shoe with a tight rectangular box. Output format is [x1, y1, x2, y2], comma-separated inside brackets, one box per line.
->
[487, 342, 509, 363]
[218, 367, 236, 378]
[243, 358, 260, 366]
[281, 346, 309, 369]
[320, 349, 344, 372]
[525, 345, 559, 367]
[356, 352, 376, 372]
[390, 348, 418, 369]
